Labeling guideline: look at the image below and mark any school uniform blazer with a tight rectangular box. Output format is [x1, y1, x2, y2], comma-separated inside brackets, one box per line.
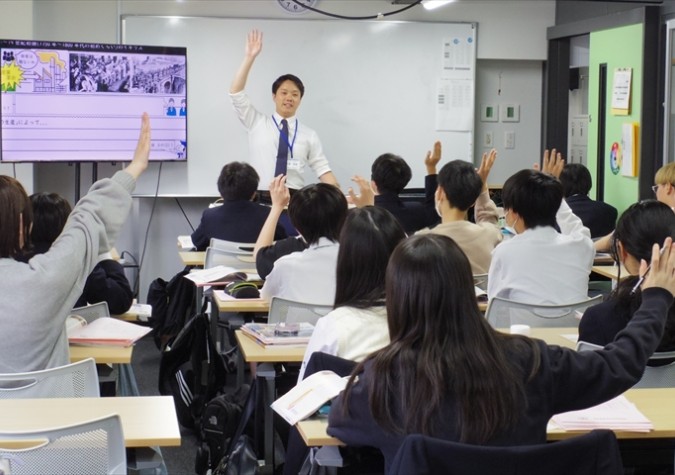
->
[190, 200, 287, 251]
[565, 194, 617, 239]
[328, 288, 672, 473]
[374, 175, 440, 234]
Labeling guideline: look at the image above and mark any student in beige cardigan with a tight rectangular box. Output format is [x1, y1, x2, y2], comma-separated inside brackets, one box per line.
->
[416, 149, 502, 274]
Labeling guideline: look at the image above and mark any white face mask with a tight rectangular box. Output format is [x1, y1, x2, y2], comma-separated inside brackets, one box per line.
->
[503, 211, 518, 236]
[435, 199, 442, 218]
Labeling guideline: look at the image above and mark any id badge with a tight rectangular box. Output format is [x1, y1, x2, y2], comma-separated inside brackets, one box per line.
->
[287, 158, 302, 170]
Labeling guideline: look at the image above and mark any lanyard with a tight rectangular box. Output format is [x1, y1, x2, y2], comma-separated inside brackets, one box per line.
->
[272, 116, 298, 158]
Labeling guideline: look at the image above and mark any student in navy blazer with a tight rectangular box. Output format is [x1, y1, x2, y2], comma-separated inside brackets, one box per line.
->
[560, 163, 617, 239]
[190, 161, 286, 251]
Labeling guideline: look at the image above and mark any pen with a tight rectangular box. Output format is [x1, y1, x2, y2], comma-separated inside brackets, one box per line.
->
[630, 246, 667, 295]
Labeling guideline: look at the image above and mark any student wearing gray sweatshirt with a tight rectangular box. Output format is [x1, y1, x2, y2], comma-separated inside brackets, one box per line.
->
[0, 113, 150, 374]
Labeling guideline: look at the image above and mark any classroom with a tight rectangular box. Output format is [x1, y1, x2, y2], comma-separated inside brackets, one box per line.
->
[3, 0, 675, 473]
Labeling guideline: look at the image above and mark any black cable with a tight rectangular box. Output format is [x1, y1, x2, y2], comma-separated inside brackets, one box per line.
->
[12, 163, 16, 179]
[137, 162, 162, 292]
[290, 0, 424, 20]
[174, 197, 196, 232]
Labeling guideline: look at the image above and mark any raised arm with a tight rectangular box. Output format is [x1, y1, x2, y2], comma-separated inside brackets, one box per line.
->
[253, 174, 290, 259]
[474, 149, 500, 224]
[348, 175, 375, 208]
[230, 29, 263, 94]
[123, 113, 150, 180]
[424, 141, 441, 176]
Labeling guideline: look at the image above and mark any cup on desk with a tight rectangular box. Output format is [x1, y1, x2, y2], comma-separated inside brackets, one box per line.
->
[510, 324, 531, 336]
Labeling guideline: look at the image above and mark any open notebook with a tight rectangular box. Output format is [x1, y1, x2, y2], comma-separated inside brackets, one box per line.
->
[67, 316, 151, 347]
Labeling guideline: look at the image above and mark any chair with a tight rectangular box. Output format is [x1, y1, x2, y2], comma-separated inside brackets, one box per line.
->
[0, 414, 126, 475]
[70, 301, 110, 324]
[577, 341, 675, 388]
[485, 295, 602, 328]
[388, 431, 623, 475]
[204, 246, 254, 271]
[473, 273, 488, 292]
[267, 297, 333, 326]
[0, 358, 99, 398]
[209, 238, 255, 255]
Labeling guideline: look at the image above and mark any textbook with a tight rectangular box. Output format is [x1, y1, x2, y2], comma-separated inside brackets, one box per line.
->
[183, 265, 259, 286]
[241, 322, 314, 346]
[272, 370, 349, 425]
[67, 316, 151, 347]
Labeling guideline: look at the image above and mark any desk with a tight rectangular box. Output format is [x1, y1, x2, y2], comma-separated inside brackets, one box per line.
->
[179, 251, 206, 267]
[69, 344, 133, 364]
[296, 388, 675, 447]
[0, 396, 181, 447]
[502, 327, 578, 350]
[591, 264, 629, 282]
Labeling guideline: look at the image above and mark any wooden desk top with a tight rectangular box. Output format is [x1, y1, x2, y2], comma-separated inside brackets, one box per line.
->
[179, 251, 206, 267]
[69, 344, 133, 364]
[235, 330, 305, 363]
[214, 292, 270, 313]
[0, 396, 181, 447]
[297, 388, 675, 447]
[501, 327, 578, 350]
[591, 264, 629, 281]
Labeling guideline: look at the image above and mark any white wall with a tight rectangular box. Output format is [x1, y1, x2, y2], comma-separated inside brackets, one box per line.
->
[24, 0, 555, 300]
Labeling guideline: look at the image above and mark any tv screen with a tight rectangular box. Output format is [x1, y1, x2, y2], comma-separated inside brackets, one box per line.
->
[0, 39, 187, 163]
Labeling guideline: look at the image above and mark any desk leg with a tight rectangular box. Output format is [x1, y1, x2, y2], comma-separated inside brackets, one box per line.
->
[210, 293, 220, 353]
[257, 363, 276, 472]
[236, 345, 245, 388]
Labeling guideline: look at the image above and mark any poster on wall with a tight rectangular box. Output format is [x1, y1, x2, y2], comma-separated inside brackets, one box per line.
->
[611, 68, 632, 115]
[621, 123, 638, 177]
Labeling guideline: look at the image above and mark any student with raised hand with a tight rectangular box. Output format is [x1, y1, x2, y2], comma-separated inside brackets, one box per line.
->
[328, 233, 675, 472]
[259, 181, 348, 305]
[297, 206, 406, 381]
[416, 148, 501, 274]
[190, 161, 286, 251]
[580, 200, 675, 352]
[487, 150, 594, 304]
[352, 142, 441, 234]
[229, 29, 338, 195]
[0, 113, 150, 373]
[26, 192, 133, 315]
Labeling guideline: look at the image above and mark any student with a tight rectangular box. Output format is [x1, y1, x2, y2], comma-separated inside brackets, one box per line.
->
[595, 161, 675, 252]
[190, 161, 286, 251]
[559, 163, 617, 239]
[229, 29, 338, 193]
[328, 233, 675, 472]
[488, 152, 594, 304]
[579, 200, 675, 352]
[358, 142, 441, 234]
[259, 180, 348, 305]
[27, 192, 134, 315]
[297, 206, 406, 381]
[416, 149, 501, 274]
[0, 113, 150, 373]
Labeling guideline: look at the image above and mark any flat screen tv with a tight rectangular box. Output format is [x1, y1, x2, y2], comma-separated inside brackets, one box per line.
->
[0, 39, 187, 163]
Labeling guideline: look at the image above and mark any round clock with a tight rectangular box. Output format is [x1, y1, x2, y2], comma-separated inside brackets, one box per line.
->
[277, 0, 318, 14]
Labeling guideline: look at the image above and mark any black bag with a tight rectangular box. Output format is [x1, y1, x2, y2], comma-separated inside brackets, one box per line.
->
[158, 312, 227, 430]
[147, 267, 196, 349]
[198, 384, 251, 471]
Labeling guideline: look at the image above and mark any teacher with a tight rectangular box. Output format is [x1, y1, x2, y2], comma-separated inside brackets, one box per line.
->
[229, 29, 339, 193]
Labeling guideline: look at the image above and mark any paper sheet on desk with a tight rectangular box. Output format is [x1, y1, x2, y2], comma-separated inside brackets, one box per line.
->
[272, 371, 348, 426]
[551, 395, 653, 432]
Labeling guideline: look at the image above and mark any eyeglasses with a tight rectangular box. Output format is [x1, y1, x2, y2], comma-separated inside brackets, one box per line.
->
[652, 184, 660, 194]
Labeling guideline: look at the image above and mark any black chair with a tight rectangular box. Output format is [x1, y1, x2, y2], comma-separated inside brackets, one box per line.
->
[388, 430, 623, 475]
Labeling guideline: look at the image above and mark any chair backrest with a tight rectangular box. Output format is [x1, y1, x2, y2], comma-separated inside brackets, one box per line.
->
[485, 295, 602, 328]
[0, 414, 126, 474]
[71, 301, 110, 324]
[267, 297, 333, 326]
[209, 238, 255, 255]
[0, 358, 100, 398]
[577, 341, 675, 388]
[388, 430, 622, 475]
[473, 273, 488, 292]
[204, 246, 254, 270]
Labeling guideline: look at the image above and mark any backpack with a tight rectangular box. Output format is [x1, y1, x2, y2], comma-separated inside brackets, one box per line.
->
[147, 267, 196, 349]
[158, 312, 227, 430]
[195, 384, 251, 474]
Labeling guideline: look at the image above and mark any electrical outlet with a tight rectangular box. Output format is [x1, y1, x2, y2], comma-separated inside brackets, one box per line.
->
[483, 131, 494, 148]
[504, 131, 515, 149]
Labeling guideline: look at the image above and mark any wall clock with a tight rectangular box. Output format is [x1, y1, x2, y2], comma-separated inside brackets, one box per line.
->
[277, 0, 318, 15]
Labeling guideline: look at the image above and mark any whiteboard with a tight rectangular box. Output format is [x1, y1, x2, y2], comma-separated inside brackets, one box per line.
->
[122, 16, 476, 195]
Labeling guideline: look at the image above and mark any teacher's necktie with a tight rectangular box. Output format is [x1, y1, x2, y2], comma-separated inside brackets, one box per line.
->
[275, 119, 289, 176]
